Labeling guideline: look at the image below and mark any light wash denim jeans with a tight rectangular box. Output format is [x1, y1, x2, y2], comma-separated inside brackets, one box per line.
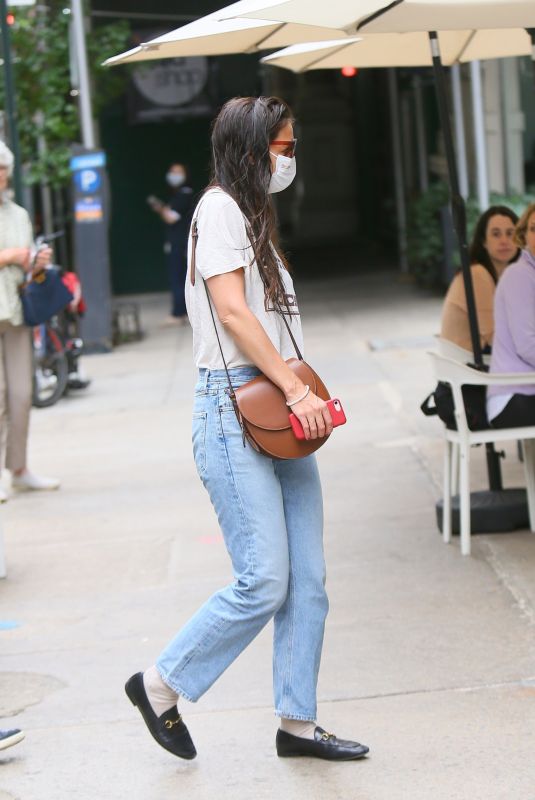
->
[157, 366, 329, 721]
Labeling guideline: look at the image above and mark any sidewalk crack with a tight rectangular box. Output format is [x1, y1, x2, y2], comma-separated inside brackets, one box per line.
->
[479, 538, 535, 628]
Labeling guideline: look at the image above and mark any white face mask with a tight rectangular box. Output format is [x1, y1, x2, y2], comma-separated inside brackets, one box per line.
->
[167, 172, 185, 188]
[268, 153, 296, 194]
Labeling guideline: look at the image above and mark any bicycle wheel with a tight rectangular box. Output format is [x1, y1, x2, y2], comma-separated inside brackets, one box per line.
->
[32, 324, 69, 408]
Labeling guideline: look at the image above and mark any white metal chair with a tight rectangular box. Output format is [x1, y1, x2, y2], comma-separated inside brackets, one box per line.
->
[428, 351, 535, 555]
[433, 337, 490, 493]
[434, 336, 474, 363]
[435, 335, 491, 366]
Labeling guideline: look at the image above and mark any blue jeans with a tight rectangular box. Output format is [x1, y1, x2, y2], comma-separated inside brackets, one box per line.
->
[157, 367, 329, 721]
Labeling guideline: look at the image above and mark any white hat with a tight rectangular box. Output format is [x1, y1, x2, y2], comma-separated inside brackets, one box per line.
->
[0, 141, 14, 176]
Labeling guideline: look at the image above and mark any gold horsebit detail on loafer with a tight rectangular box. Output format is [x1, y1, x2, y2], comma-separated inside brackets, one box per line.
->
[321, 732, 335, 741]
[164, 715, 182, 730]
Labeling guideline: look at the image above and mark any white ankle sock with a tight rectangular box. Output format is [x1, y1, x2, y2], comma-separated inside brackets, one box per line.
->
[143, 665, 178, 717]
[280, 718, 316, 740]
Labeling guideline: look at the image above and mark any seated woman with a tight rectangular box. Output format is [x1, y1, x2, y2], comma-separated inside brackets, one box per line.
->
[441, 206, 519, 352]
[489, 202, 535, 428]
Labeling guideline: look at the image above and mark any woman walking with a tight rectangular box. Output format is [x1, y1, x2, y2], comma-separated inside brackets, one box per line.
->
[126, 97, 368, 762]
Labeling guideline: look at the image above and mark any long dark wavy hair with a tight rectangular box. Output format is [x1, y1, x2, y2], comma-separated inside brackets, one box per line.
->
[468, 205, 519, 282]
[208, 96, 294, 305]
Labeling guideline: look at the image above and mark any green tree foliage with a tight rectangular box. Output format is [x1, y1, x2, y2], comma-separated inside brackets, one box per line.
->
[0, 1, 130, 187]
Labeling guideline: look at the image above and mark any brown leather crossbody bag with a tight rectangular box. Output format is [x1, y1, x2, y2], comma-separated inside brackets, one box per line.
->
[190, 213, 331, 460]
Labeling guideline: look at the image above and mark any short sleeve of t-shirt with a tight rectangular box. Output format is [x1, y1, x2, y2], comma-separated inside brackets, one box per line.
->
[194, 191, 252, 280]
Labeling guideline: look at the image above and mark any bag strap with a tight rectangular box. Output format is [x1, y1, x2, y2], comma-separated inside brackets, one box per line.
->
[273, 297, 303, 361]
[420, 392, 438, 417]
[190, 217, 198, 287]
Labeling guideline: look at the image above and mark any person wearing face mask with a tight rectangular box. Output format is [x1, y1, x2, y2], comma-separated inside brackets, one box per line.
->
[125, 97, 368, 764]
[148, 162, 194, 326]
[440, 205, 520, 353]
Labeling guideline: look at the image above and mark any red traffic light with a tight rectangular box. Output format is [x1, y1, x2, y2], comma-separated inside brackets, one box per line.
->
[341, 65, 358, 78]
[6, 13, 15, 25]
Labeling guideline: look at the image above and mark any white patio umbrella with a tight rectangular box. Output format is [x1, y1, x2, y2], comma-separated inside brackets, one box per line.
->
[224, 0, 535, 34]
[260, 30, 533, 70]
[104, 0, 347, 67]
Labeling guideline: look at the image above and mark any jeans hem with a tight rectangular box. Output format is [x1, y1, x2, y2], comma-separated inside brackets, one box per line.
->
[274, 710, 316, 722]
[157, 665, 196, 703]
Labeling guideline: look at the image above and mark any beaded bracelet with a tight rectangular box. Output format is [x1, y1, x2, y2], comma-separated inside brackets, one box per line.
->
[286, 384, 310, 407]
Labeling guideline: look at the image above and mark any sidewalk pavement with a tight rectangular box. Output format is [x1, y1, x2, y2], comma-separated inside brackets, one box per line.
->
[1, 271, 535, 800]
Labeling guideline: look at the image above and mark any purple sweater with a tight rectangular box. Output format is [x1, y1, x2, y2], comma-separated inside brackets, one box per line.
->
[489, 249, 535, 398]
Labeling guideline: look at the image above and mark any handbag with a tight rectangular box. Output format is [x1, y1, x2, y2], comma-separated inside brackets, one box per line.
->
[20, 268, 73, 327]
[190, 215, 331, 460]
[420, 380, 488, 431]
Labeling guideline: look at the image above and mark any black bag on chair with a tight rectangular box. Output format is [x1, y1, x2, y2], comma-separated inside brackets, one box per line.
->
[421, 381, 488, 431]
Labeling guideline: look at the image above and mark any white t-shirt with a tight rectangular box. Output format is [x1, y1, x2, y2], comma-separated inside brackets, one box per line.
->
[185, 188, 304, 370]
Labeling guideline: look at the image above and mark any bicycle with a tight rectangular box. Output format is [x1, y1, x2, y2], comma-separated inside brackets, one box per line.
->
[32, 312, 69, 408]
[30, 232, 89, 408]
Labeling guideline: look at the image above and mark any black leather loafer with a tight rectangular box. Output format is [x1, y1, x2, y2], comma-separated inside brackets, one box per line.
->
[125, 672, 196, 760]
[276, 726, 369, 761]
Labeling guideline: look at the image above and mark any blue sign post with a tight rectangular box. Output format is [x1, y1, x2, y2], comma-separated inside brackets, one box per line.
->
[70, 149, 112, 352]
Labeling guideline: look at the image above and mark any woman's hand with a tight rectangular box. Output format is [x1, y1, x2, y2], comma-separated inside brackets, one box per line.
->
[32, 246, 52, 272]
[288, 389, 333, 441]
[161, 206, 181, 225]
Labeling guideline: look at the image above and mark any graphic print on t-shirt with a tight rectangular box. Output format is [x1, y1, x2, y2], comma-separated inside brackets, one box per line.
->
[265, 291, 300, 316]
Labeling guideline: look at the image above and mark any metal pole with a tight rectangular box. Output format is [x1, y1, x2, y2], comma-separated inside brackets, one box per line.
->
[0, 0, 23, 204]
[413, 75, 428, 193]
[470, 59, 490, 211]
[35, 111, 53, 234]
[387, 68, 408, 273]
[450, 64, 469, 200]
[428, 32, 482, 366]
[527, 29, 535, 85]
[70, 0, 95, 149]
[498, 60, 510, 194]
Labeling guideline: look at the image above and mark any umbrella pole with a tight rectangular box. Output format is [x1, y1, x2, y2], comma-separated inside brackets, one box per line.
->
[428, 31, 483, 367]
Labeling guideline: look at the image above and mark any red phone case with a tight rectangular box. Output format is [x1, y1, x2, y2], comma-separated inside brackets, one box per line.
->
[289, 398, 347, 440]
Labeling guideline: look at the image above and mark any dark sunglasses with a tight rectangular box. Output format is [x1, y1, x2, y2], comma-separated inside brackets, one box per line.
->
[270, 138, 297, 158]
